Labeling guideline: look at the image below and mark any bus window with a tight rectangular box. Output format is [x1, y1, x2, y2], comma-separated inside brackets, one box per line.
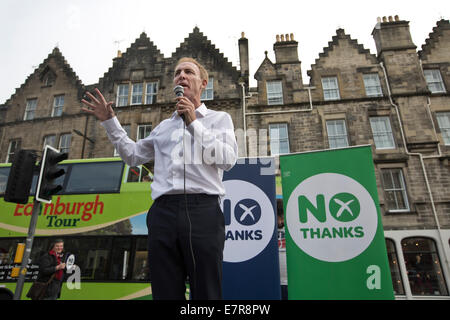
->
[65, 162, 123, 194]
[141, 163, 153, 182]
[109, 237, 132, 280]
[126, 164, 153, 183]
[0, 167, 10, 195]
[65, 237, 112, 281]
[132, 238, 149, 281]
[127, 166, 141, 182]
[0, 238, 24, 281]
[0, 239, 16, 266]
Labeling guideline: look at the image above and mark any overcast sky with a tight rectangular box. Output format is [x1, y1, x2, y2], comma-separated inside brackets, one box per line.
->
[0, 0, 448, 103]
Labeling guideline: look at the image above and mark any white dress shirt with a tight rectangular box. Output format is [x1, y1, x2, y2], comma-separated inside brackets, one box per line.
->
[101, 103, 238, 200]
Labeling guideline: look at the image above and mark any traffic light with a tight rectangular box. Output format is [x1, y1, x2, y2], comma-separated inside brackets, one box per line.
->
[36, 145, 68, 203]
[4, 149, 37, 204]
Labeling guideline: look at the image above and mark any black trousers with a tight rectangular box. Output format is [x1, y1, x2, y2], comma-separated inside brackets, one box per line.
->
[146, 194, 225, 300]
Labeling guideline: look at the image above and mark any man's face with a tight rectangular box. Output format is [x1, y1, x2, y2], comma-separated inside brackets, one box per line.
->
[53, 242, 64, 254]
[173, 62, 207, 105]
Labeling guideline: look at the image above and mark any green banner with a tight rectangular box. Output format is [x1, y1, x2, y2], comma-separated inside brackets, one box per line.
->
[280, 145, 394, 299]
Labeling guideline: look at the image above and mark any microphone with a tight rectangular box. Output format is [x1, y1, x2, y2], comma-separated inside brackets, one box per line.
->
[173, 85, 185, 121]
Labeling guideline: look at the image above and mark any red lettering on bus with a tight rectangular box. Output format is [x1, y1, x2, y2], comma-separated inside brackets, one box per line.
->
[12, 196, 105, 223]
[55, 197, 65, 215]
[14, 204, 24, 216]
[24, 203, 33, 216]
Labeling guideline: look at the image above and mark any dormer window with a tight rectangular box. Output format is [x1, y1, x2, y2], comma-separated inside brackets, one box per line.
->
[40, 67, 56, 86]
[266, 81, 283, 105]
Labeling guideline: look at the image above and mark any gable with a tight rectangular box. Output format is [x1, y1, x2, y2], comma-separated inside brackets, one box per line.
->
[171, 27, 240, 81]
[5, 47, 85, 106]
[419, 19, 450, 63]
[310, 29, 378, 72]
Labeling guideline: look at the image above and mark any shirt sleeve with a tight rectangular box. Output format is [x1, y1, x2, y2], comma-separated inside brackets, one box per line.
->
[186, 112, 238, 171]
[101, 116, 155, 167]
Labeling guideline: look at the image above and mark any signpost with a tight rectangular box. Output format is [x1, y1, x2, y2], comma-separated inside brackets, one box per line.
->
[280, 145, 394, 299]
[4, 145, 67, 300]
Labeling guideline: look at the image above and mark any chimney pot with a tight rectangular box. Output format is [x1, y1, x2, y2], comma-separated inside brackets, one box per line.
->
[394, 15, 399, 21]
[285, 33, 290, 41]
[382, 16, 387, 22]
[388, 16, 393, 22]
[290, 33, 294, 41]
[281, 34, 285, 42]
[117, 50, 122, 58]
[276, 34, 280, 42]
[241, 31, 245, 38]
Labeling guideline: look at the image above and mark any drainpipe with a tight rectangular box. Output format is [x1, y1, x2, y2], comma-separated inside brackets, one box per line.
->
[239, 82, 250, 157]
[380, 62, 450, 296]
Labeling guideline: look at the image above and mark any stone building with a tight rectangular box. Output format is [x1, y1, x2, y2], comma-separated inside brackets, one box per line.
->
[0, 16, 449, 299]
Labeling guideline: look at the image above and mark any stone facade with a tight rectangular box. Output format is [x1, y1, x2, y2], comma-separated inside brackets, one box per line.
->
[1, 18, 449, 233]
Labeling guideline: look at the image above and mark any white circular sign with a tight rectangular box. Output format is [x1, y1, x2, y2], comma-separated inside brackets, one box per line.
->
[66, 254, 75, 271]
[286, 173, 378, 262]
[221, 180, 275, 263]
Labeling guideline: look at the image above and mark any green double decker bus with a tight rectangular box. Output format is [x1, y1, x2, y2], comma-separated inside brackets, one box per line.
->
[0, 157, 155, 300]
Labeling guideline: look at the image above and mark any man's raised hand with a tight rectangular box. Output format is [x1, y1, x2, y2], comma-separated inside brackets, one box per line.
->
[81, 88, 115, 121]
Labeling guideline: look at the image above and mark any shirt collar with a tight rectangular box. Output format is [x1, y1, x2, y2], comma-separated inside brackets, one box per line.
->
[196, 103, 207, 117]
[171, 103, 208, 119]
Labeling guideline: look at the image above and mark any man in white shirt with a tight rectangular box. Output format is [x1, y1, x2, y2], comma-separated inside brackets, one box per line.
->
[81, 58, 238, 299]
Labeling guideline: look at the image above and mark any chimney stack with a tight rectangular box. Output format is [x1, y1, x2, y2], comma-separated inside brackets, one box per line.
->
[372, 15, 428, 95]
[273, 32, 299, 64]
[238, 32, 249, 86]
[372, 15, 416, 56]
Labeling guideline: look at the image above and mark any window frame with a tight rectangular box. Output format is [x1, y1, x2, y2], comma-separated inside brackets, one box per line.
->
[321, 76, 340, 101]
[201, 77, 214, 101]
[131, 83, 144, 106]
[137, 124, 152, 141]
[269, 123, 290, 155]
[436, 111, 450, 145]
[385, 238, 405, 296]
[59, 133, 72, 155]
[326, 119, 349, 149]
[381, 168, 410, 212]
[424, 69, 446, 94]
[51, 95, 65, 117]
[116, 84, 129, 107]
[363, 73, 383, 97]
[266, 80, 284, 105]
[370, 116, 396, 149]
[401, 237, 449, 296]
[24, 98, 37, 120]
[6, 139, 21, 163]
[145, 82, 158, 104]
[43, 134, 56, 149]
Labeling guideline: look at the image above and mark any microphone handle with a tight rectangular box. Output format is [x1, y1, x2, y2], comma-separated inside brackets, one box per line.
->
[175, 92, 186, 122]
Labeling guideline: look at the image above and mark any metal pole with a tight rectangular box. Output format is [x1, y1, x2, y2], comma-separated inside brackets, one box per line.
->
[13, 199, 41, 300]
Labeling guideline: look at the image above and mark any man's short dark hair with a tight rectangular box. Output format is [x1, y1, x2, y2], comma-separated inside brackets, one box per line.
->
[49, 238, 64, 251]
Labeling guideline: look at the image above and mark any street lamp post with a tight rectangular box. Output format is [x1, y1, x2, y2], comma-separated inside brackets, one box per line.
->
[73, 115, 95, 159]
